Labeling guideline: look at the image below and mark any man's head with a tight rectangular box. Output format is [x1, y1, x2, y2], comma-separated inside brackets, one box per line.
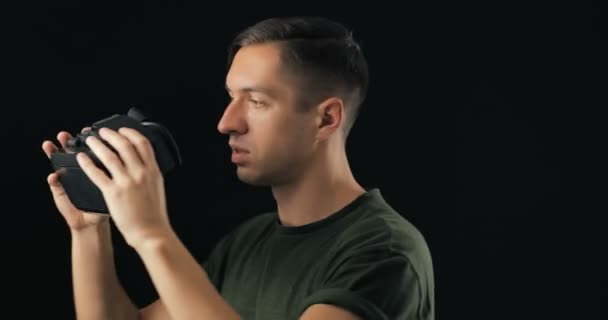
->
[217, 16, 369, 186]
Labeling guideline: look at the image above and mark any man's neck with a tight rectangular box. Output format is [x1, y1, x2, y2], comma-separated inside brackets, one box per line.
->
[270, 149, 366, 227]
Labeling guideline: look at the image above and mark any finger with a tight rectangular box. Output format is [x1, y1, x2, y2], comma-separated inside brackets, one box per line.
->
[57, 131, 73, 150]
[76, 152, 112, 189]
[81, 126, 92, 133]
[118, 127, 157, 167]
[97, 128, 145, 170]
[84, 135, 129, 179]
[47, 172, 67, 201]
[42, 140, 59, 158]
[42, 131, 72, 158]
[47, 172, 82, 215]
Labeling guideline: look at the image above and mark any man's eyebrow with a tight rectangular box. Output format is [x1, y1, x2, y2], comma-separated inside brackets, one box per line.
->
[225, 84, 277, 96]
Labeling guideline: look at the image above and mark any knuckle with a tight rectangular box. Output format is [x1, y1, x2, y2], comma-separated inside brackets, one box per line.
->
[146, 164, 160, 176]
[104, 185, 121, 198]
[132, 170, 147, 184]
[116, 178, 135, 190]
[106, 153, 123, 166]
[136, 136, 151, 148]
[114, 138, 131, 150]
[155, 171, 164, 183]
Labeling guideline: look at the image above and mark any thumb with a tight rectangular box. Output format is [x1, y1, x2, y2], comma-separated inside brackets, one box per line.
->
[47, 173, 66, 197]
[47, 173, 76, 213]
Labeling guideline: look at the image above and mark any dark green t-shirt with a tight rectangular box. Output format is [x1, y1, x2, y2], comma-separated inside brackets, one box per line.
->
[203, 188, 435, 320]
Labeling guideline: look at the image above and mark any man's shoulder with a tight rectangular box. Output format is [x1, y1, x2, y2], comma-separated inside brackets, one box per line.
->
[339, 189, 434, 271]
[314, 189, 435, 320]
[346, 189, 427, 239]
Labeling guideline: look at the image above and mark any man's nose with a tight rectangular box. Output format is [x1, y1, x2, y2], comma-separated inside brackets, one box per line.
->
[217, 101, 248, 135]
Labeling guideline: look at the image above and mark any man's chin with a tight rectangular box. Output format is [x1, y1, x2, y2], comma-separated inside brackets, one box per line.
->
[236, 168, 270, 186]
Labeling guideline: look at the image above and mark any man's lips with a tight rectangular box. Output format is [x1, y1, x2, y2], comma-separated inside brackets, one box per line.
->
[229, 144, 249, 164]
[229, 144, 249, 153]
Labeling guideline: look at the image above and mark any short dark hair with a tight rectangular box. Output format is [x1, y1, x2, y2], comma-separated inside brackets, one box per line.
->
[227, 16, 369, 139]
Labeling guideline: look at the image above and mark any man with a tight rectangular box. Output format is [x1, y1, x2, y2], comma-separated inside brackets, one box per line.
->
[42, 16, 435, 320]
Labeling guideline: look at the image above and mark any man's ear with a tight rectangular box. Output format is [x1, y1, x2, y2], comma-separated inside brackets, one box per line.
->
[315, 97, 344, 142]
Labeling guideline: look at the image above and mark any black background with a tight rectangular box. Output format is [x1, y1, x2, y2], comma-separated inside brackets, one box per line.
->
[3, 1, 604, 319]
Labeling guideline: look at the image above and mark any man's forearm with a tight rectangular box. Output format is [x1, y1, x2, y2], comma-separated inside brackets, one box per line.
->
[71, 220, 139, 320]
[134, 229, 241, 320]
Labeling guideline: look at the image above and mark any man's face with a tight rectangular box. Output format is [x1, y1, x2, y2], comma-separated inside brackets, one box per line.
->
[218, 43, 318, 186]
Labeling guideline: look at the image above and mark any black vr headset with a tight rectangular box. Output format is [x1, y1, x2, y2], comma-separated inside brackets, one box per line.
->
[49, 107, 182, 213]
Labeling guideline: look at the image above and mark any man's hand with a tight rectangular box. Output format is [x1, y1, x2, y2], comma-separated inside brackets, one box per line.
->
[77, 127, 173, 248]
[42, 128, 110, 231]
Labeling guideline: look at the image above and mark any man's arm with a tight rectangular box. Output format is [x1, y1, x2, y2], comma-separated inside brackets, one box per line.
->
[135, 261, 362, 320]
[134, 229, 241, 320]
[69, 127, 239, 320]
[139, 300, 171, 320]
[299, 304, 362, 320]
[71, 219, 139, 320]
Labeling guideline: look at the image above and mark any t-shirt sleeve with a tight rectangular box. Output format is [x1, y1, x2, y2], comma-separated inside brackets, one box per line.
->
[201, 231, 235, 291]
[202, 213, 276, 292]
[297, 250, 428, 320]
